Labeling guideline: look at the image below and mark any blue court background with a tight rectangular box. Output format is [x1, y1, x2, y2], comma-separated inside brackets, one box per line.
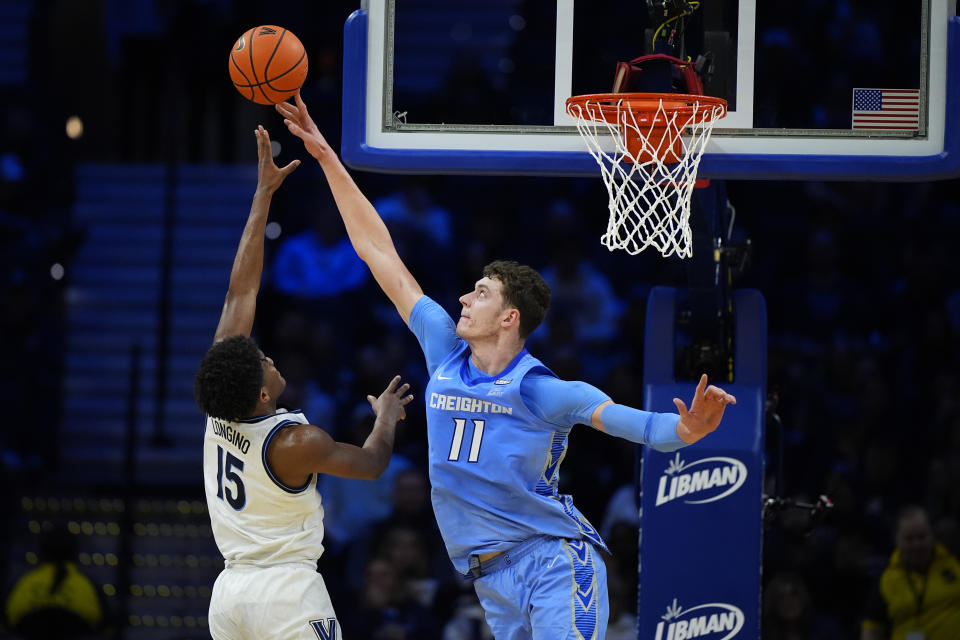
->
[1, 2, 959, 639]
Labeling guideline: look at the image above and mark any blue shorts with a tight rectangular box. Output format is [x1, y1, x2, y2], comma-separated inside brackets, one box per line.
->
[472, 536, 609, 640]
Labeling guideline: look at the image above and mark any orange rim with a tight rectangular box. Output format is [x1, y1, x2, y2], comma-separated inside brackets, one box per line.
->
[566, 92, 727, 125]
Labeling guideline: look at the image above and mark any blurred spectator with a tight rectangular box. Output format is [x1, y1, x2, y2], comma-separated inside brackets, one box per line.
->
[375, 525, 439, 609]
[342, 557, 440, 639]
[374, 184, 454, 249]
[792, 227, 855, 339]
[434, 55, 510, 125]
[268, 311, 348, 392]
[821, 527, 877, 635]
[606, 569, 637, 640]
[271, 206, 369, 300]
[273, 349, 338, 434]
[860, 506, 960, 640]
[371, 183, 456, 299]
[933, 515, 960, 559]
[538, 224, 622, 347]
[860, 436, 905, 521]
[340, 469, 451, 596]
[385, 469, 434, 529]
[4, 526, 107, 639]
[531, 199, 623, 381]
[603, 522, 639, 618]
[924, 415, 960, 524]
[317, 404, 413, 552]
[599, 484, 639, 541]
[763, 571, 844, 640]
[441, 583, 495, 640]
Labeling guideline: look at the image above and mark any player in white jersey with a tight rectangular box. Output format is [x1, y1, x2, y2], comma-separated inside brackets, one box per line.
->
[193, 126, 414, 640]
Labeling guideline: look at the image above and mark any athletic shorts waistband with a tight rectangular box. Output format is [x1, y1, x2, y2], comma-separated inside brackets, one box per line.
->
[465, 535, 556, 580]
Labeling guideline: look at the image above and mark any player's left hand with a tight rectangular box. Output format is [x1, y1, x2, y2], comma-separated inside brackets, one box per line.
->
[673, 374, 737, 444]
[255, 125, 300, 193]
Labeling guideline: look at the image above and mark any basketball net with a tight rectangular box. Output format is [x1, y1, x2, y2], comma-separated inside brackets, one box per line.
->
[566, 94, 726, 259]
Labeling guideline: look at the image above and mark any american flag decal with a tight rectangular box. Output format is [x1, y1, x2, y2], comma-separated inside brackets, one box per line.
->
[852, 88, 920, 130]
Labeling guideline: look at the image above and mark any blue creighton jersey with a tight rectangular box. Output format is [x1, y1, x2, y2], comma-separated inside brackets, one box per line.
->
[410, 296, 610, 574]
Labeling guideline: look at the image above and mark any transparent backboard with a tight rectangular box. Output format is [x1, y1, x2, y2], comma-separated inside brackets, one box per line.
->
[342, 0, 959, 179]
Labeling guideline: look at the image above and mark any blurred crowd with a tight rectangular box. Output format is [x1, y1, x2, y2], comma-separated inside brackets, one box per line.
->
[2, 1, 960, 638]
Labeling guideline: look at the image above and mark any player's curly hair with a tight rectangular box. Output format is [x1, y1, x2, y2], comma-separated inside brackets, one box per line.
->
[194, 335, 264, 421]
[483, 260, 551, 339]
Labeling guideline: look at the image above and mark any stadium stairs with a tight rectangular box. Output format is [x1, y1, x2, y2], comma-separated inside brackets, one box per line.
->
[8, 164, 256, 638]
[62, 163, 256, 485]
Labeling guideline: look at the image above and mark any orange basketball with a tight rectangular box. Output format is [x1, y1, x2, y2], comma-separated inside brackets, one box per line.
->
[228, 25, 308, 105]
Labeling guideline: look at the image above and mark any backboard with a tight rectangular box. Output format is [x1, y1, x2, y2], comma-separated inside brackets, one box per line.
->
[341, 0, 959, 180]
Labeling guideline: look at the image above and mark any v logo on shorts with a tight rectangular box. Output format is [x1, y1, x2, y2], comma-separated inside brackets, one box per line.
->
[309, 618, 338, 640]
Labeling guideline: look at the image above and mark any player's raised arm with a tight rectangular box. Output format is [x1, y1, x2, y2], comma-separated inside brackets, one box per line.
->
[268, 376, 414, 483]
[276, 92, 424, 324]
[213, 126, 300, 343]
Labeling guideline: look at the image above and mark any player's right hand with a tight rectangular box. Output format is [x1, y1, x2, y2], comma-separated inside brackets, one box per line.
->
[276, 91, 330, 160]
[255, 125, 299, 193]
[367, 375, 414, 424]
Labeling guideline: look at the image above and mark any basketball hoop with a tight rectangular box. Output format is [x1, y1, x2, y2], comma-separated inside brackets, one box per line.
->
[565, 93, 726, 258]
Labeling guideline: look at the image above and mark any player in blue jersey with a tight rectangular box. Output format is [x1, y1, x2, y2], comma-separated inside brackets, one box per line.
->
[279, 94, 737, 640]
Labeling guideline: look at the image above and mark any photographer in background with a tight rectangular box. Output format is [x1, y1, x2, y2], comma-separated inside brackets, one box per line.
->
[860, 506, 960, 640]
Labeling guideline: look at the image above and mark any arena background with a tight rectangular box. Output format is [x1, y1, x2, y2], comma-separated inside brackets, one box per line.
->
[1, 1, 959, 638]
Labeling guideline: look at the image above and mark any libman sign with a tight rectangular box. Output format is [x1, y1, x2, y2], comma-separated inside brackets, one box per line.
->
[640, 448, 760, 639]
[654, 454, 749, 506]
[653, 599, 745, 640]
[640, 288, 765, 640]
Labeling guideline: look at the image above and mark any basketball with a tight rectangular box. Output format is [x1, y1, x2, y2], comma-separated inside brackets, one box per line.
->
[228, 25, 308, 105]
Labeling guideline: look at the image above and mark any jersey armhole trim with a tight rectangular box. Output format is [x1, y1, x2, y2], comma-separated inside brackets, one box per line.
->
[262, 420, 313, 494]
[239, 409, 304, 424]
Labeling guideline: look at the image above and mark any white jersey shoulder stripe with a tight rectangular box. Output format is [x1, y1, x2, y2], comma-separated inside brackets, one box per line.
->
[239, 408, 305, 424]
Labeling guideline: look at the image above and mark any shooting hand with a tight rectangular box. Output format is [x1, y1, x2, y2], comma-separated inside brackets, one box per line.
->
[255, 125, 300, 193]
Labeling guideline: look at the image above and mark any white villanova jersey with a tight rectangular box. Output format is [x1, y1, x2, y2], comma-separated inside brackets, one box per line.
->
[203, 409, 325, 568]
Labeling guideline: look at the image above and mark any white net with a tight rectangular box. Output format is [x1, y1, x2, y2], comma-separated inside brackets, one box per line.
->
[567, 96, 725, 259]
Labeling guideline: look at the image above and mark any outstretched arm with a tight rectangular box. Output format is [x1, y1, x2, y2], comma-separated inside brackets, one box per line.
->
[591, 374, 736, 449]
[276, 93, 424, 324]
[268, 375, 415, 483]
[213, 126, 300, 342]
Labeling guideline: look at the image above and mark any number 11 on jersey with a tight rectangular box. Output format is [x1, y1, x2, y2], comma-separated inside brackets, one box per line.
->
[448, 418, 485, 462]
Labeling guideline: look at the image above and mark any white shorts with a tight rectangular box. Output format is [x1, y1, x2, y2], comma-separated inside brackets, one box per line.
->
[209, 564, 341, 640]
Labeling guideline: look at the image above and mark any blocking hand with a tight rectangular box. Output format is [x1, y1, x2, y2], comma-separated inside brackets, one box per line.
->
[276, 91, 330, 160]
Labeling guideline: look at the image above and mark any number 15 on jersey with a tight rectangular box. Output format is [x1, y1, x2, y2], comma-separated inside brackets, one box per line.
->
[216, 445, 246, 510]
